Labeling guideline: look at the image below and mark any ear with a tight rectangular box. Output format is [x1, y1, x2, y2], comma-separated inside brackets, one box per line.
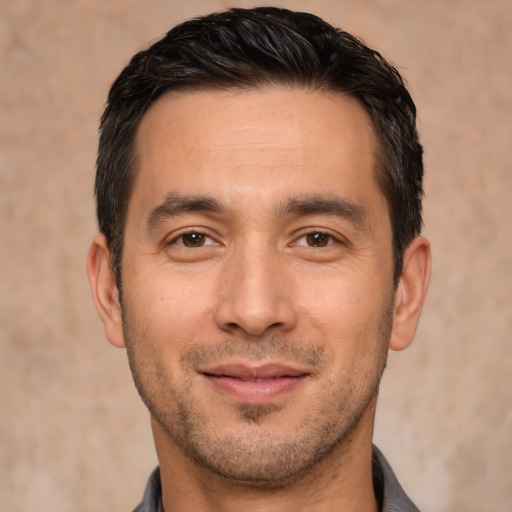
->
[86, 233, 126, 348]
[389, 236, 431, 352]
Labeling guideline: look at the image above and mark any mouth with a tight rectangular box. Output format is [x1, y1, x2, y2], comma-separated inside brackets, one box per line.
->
[200, 363, 310, 403]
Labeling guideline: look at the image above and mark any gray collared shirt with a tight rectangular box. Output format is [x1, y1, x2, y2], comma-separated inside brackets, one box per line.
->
[132, 446, 420, 512]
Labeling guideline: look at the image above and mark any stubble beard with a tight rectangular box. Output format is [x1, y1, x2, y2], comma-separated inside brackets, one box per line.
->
[123, 309, 392, 490]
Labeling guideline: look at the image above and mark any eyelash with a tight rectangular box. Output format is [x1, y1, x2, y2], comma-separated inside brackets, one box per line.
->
[167, 230, 342, 249]
[294, 231, 338, 248]
[168, 231, 216, 248]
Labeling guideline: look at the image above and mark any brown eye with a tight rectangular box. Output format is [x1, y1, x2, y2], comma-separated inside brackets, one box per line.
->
[305, 232, 331, 247]
[181, 233, 207, 247]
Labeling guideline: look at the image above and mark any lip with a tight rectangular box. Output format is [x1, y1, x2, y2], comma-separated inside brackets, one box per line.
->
[200, 363, 309, 403]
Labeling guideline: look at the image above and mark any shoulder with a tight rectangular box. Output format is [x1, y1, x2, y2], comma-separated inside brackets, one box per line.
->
[131, 466, 162, 512]
[372, 446, 421, 512]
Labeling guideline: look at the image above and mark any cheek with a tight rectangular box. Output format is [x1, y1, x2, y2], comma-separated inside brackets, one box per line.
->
[297, 270, 385, 329]
[124, 269, 218, 349]
[295, 271, 392, 359]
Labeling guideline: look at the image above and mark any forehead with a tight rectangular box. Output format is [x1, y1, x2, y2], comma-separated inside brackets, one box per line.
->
[132, 87, 382, 211]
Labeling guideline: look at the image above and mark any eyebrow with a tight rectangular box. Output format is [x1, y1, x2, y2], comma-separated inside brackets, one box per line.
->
[147, 193, 224, 230]
[278, 195, 369, 230]
[147, 192, 368, 231]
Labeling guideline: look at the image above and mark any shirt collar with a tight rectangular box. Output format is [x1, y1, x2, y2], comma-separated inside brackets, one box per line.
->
[134, 446, 420, 512]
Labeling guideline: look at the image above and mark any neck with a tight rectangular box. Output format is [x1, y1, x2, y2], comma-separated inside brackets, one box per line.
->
[152, 402, 379, 512]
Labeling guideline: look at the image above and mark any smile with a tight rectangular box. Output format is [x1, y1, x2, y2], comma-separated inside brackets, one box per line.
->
[200, 363, 309, 403]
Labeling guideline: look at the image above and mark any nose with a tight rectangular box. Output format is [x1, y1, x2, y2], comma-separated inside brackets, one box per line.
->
[213, 244, 298, 337]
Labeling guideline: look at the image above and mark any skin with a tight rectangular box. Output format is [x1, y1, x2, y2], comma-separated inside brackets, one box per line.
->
[87, 87, 430, 512]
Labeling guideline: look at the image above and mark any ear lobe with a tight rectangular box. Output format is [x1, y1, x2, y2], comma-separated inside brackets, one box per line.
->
[389, 236, 431, 352]
[86, 233, 126, 349]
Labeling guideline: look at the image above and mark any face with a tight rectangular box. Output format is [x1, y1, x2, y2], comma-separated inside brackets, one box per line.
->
[120, 88, 396, 486]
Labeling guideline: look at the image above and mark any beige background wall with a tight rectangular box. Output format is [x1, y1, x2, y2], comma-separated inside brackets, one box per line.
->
[1, 1, 510, 511]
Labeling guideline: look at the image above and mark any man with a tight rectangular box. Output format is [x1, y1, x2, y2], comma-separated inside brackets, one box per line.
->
[87, 7, 430, 512]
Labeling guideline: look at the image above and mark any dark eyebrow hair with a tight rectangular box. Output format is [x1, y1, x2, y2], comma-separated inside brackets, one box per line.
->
[278, 195, 369, 229]
[147, 192, 368, 231]
[147, 193, 224, 229]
